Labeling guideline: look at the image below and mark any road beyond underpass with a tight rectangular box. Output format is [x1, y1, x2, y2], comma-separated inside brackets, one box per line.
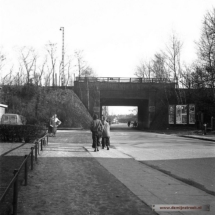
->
[16, 126, 215, 215]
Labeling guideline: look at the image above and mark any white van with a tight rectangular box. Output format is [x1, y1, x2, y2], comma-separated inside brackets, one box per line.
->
[1, 114, 26, 125]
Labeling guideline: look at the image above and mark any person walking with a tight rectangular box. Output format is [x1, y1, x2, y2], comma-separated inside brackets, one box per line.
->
[101, 117, 110, 150]
[127, 121, 131, 127]
[50, 114, 61, 137]
[90, 114, 103, 152]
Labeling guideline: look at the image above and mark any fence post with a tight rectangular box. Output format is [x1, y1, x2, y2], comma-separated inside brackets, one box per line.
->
[47, 135, 49, 145]
[41, 139, 43, 151]
[35, 143, 37, 161]
[31, 147, 34, 170]
[37, 142, 39, 155]
[13, 169, 18, 215]
[24, 155, 28, 186]
[211, 117, 214, 130]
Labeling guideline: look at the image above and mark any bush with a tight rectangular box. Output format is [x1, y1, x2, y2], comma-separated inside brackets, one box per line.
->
[0, 125, 47, 143]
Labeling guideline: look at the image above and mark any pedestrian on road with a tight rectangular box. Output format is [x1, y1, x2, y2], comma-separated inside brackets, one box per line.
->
[128, 121, 131, 127]
[90, 114, 103, 152]
[101, 117, 110, 150]
[50, 114, 61, 137]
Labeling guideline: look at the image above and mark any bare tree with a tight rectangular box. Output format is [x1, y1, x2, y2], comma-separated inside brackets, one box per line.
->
[151, 52, 168, 79]
[134, 60, 152, 78]
[65, 61, 70, 86]
[1, 67, 14, 85]
[62, 54, 77, 86]
[0, 50, 6, 72]
[0, 50, 7, 85]
[13, 68, 25, 86]
[32, 57, 48, 86]
[19, 47, 37, 84]
[180, 64, 194, 89]
[163, 33, 183, 85]
[74, 50, 87, 78]
[81, 66, 96, 77]
[195, 8, 215, 88]
[44, 64, 53, 86]
[46, 43, 58, 86]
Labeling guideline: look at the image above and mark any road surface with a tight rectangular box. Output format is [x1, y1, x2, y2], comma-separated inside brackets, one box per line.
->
[110, 123, 215, 194]
[3, 124, 215, 214]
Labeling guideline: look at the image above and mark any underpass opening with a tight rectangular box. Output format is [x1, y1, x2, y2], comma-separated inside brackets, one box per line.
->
[104, 106, 137, 130]
[100, 98, 149, 129]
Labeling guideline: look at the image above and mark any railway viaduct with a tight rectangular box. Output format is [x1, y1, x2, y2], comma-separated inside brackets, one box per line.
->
[74, 77, 176, 129]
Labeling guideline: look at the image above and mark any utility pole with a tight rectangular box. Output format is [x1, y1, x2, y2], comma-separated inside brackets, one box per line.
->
[60, 27, 65, 86]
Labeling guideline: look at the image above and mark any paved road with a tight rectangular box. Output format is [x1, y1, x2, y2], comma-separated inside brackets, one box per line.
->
[6, 127, 215, 214]
[111, 123, 215, 194]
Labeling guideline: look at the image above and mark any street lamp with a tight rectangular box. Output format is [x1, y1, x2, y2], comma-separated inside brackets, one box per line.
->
[60, 27, 65, 86]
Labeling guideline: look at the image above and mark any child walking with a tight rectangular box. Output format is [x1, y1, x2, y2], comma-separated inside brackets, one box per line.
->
[101, 117, 110, 150]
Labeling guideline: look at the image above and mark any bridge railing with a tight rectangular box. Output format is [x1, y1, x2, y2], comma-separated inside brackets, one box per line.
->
[75, 77, 175, 83]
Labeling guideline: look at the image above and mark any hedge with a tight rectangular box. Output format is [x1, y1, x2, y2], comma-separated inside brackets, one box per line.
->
[0, 125, 47, 143]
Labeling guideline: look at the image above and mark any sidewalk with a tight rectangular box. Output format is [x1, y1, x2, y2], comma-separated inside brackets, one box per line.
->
[150, 128, 215, 142]
[14, 133, 215, 215]
[17, 143, 156, 215]
[180, 134, 215, 142]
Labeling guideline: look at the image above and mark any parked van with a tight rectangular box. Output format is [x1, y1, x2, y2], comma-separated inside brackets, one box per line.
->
[1, 114, 26, 125]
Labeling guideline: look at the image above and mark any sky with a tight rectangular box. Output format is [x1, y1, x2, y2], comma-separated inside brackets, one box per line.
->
[0, 0, 215, 115]
[108, 106, 137, 115]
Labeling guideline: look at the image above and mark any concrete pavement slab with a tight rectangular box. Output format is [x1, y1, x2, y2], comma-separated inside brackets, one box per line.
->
[86, 147, 215, 215]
